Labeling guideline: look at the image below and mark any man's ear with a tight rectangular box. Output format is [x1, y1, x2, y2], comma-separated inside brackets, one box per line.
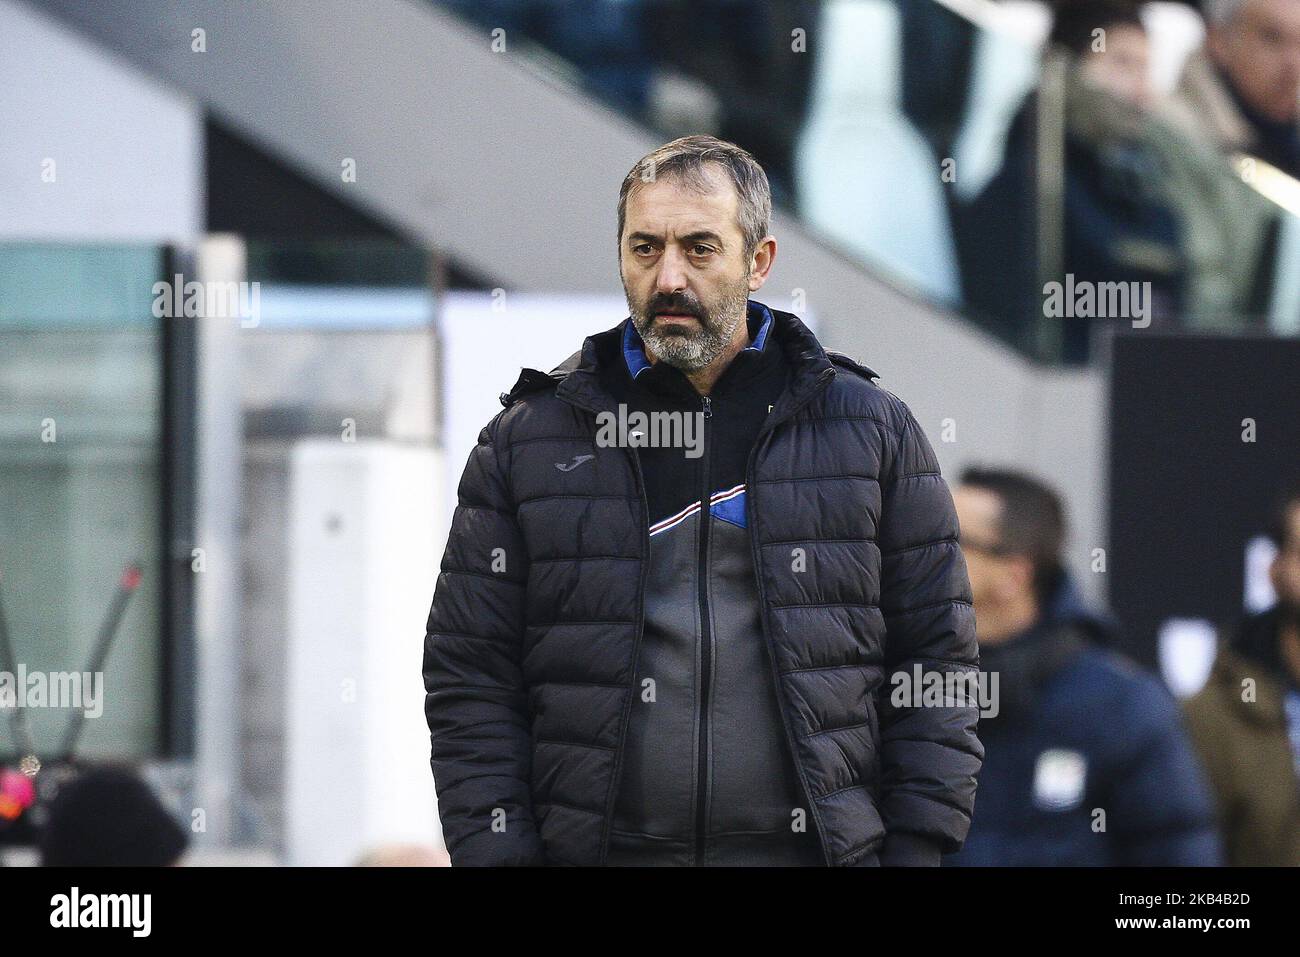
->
[747, 236, 776, 291]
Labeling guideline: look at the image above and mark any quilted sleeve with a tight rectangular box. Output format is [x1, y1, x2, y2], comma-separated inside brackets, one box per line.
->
[875, 401, 984, 858]
[423, 413, 545, 866]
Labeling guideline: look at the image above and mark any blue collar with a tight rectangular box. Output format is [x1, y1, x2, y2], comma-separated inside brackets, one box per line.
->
[623, 300, 774, 380]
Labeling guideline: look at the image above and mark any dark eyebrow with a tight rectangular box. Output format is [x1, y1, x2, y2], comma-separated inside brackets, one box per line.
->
[626, 230, 726, 248]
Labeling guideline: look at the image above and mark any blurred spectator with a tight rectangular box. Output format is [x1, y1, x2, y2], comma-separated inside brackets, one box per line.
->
[1166, 0, 1300, 178]
[946, 467, 1222, 866]
[354, 844, 451, 866]
[1182, 481, 1300, 866]
[958, 1, 1182, 361]
[39, 764, 190, 867]
[1056, 0, 1156, 109]
[957, 0, 1276, 363]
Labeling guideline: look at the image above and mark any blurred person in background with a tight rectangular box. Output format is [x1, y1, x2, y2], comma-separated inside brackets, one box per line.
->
[1167, 0, 1300, 178]
[39, 764, 190, 867]
[354, 844, 451, 867]
[946, 467, 1222, 866]
[1066, 0, 1157, 109]
[1182, 480, 1300, 866]
[959, 0, 1277, 363]
[959, 0, 1185, 362]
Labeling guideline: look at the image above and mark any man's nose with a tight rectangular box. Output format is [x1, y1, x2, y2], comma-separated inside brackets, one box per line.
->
[653, 247, 689, 295]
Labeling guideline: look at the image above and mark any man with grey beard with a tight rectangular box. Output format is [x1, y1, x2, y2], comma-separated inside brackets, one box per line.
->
[597, 141, 819, 864]
[423, 135, 982, 867]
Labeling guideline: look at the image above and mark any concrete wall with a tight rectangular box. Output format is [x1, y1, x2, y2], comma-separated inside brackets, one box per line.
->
[0, 0, 201, 241]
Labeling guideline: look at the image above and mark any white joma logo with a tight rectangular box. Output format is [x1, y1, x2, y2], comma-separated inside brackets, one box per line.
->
[50, 887, 151, 938]
[556, 454, 595, 472]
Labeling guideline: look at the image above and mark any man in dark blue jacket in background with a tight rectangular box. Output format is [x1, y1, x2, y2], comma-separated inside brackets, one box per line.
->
[947, 467, 1221, 866]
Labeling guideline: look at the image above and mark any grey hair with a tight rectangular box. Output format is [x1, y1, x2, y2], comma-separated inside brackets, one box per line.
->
[617, 134, 771, 262]
[1204, 0, 1248, 25]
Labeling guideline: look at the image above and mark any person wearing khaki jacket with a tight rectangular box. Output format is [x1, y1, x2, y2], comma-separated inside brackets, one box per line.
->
[1162, 0, 1300, 180]
[1183, 487, 1300, 866]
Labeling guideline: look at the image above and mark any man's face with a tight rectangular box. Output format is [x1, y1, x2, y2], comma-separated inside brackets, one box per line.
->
[1080, 23, 1153, 110]
[1270, 502, 1300, 611]
[954, 486, 1007, 611]
[619, 164, 757, 371]
[954, 485, 1034, 620]
[1210, 0, 1300, 124]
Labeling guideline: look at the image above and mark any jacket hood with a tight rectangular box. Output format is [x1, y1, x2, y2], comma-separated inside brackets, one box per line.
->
[1039, 568, 1121, 647]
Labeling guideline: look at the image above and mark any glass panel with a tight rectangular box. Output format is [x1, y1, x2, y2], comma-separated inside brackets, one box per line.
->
[0, 243, 164, 762]
[245, 239, 435, 331]
[246, 238, 429, 289]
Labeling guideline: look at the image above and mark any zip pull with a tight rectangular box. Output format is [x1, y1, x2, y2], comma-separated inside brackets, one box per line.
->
[701, 395, 712, 418]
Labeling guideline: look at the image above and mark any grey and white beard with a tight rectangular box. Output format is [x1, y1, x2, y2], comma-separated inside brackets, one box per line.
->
[630, 280, 751, 372]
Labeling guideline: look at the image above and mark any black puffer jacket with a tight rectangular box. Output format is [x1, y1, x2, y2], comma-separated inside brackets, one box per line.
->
[423, 305, 982, 866]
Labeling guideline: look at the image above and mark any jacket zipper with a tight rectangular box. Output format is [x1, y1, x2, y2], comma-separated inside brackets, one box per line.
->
[561, 361, 836, 864]
[744, 367, 837, 864]
[694, 393, 713, 865]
